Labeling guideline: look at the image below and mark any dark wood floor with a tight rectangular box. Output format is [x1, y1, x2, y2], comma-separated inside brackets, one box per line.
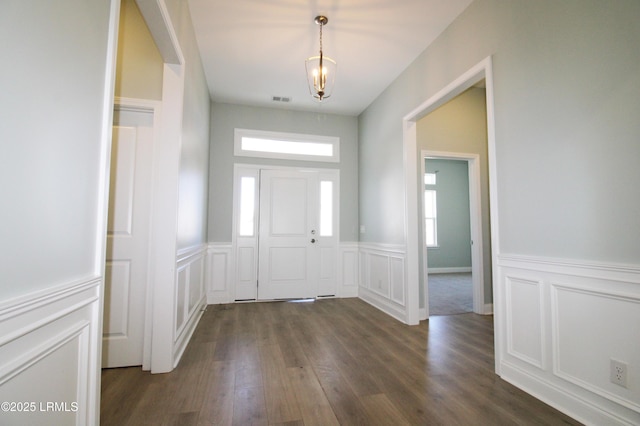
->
[101, 298, 581, 425]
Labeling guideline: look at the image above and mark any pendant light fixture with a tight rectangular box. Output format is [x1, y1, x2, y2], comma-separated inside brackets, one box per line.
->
[305, 15, 336, 102]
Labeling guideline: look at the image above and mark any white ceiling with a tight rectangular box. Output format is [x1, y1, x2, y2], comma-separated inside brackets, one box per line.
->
[187, 0, 473, 116]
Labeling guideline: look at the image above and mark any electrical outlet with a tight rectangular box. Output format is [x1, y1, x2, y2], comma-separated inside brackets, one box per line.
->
[610, 359, 628, 388]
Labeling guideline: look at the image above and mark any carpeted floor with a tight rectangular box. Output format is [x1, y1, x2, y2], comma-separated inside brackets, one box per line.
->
[428, 272, 473, 316]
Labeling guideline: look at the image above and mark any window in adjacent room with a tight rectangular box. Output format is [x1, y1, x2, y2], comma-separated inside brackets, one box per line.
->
[424, 172, 437, 247]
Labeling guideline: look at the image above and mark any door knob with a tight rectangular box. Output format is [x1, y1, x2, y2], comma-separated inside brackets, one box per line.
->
[311, 238, 316, 243]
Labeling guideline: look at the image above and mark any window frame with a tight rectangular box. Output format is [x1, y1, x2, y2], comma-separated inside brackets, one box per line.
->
[424, 172, 438, 248]
[234, 128, 340, 163]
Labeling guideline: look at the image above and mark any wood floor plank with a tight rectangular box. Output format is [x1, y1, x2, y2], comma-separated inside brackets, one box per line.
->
[311, 363, 373, 425]
[358, 393, 412, 426]
[286, 365, 340, 426]
[234, 333, 263, 389]
[196, 360, 235, 426]
[259, 343, 302, 424]
[233, 385, 268, 426]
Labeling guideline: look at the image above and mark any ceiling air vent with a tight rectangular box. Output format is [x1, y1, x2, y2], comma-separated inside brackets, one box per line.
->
[272, 96, 291, 103]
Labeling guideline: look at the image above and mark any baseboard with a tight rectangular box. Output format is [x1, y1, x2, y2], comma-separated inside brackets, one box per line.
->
[483, 303, 493, 314]
[358, 287, 408, 324]
[427, 267, 472, 274]
[419, 307, 427, 320]
[173, 298, 206, 368]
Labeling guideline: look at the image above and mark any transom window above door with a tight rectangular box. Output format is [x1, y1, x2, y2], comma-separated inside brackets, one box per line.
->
[234, 128, 340, 163]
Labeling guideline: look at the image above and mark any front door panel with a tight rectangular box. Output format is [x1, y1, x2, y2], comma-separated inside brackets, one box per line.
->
[258, 170, 318, 299]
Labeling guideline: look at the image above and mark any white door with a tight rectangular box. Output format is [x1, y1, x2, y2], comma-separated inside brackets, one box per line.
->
[102, 108, 153, 368]
[258, 169, 319, 300]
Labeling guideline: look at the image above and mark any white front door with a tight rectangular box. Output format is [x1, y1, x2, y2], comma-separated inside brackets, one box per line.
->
[257, 169, 319, 300]
[102, 108, 153, 368]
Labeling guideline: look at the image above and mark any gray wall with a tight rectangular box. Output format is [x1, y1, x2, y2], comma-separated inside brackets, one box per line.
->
[115, 0, 210, 250]
[0, 0, 114, 299]
[425, 159, 471, 270]
[208, 103, 359, 242]
[169, 0, 211, 250]
[359, 0, 640, 265]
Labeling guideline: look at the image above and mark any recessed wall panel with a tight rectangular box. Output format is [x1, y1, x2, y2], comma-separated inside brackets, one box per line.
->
[176, 267, 187, 332]
[505, 276, 544, 368]
[189, 258, 203, 312]
[369, 254, 390, 297]
[553, 284, 640, 410]
[390, 257, 405, 305]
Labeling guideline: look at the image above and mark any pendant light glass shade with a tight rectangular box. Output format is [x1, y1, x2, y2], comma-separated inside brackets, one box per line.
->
[305, 55, 337, 101]
[306, 16, 336, 102]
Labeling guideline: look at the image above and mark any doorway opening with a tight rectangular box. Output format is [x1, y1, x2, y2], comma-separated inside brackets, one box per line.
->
[419, 154, 488, 317]
[103, 100, 158, 369]
[402, 58, 500, 375]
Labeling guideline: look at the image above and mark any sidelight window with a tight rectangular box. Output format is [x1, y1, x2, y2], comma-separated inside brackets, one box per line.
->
[239, 176, 256, 236]
[320, 180, 333, 236]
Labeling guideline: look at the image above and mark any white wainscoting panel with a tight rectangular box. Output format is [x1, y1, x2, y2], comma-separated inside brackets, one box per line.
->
[359, 243, 408, 323]
[173, 245, 207, 367]
[318, 246, 337, 297]
[369, 253, 391, 298]
[338, 243, 359, 297]
[207, 242, 359, 303]
[390, 257, 405, 305]
[505, 276, 544, 369]
[235, 244, 258, 301]
[497, 254, 640, 426]
[0, 278, 101, 425]
[552, 282, 640, 413]
[206, 243, 233, 304]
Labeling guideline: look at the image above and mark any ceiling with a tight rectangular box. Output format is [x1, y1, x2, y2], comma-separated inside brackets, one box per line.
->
[187, 0, 473, 116]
